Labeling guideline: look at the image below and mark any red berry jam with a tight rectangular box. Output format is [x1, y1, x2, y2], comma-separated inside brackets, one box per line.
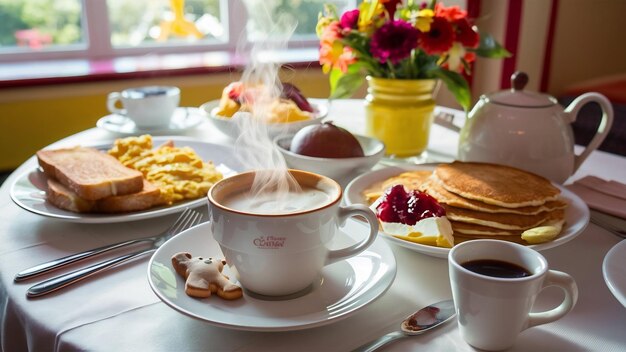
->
[376, 185, 446, 225]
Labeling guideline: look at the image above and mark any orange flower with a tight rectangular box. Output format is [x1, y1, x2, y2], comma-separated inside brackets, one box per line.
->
[319, 22, 356, 73]
[435, 3, 468, 21]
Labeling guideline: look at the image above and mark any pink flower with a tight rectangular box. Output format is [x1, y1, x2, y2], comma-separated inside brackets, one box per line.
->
[340, 9, 359, 30]
[420, 16, 455, 55]
[370, 20, 420, 65]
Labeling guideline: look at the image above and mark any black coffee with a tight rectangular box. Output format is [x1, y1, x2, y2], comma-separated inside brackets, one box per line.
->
[127, 87, 172, 98]
[461, 259, 532, 278]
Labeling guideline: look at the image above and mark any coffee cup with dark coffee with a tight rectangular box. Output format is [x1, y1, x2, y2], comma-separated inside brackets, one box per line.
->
[448, 239, 578, 351]
[107, 86, 180, 129]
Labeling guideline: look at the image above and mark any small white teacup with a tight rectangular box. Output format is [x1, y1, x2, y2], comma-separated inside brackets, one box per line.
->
[107, 86, 180, 129]
[207, 169, 379, 297]
[448, 240, 578, 351]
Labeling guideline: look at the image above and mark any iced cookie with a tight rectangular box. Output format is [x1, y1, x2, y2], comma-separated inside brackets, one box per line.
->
[171, 252, 243, 300]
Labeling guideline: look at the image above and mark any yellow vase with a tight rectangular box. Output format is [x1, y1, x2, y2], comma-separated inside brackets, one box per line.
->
[365, 76, 437, 157]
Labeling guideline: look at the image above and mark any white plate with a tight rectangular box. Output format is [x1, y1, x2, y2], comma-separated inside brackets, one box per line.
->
[199, 98, 328, 139]
[10, 136, 242, 223]
[603, 240, 626, 308]
[344, 165, 590, 258]
[96, 107, 205, 135]
[147, 220, 397, 331]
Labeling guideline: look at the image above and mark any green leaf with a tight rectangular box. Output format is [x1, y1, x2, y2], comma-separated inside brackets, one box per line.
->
[431, 69, 472, 112]
[474, 33, 512, 59]
[328, 62, 366, 99]
[329, 68, 365, 99]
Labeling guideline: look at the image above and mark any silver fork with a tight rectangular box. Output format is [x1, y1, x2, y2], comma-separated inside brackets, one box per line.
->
[25, 209, 203, 298]
[15, 208, 200, 282]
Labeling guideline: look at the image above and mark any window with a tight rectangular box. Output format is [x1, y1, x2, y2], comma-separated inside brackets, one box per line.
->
[107, 0, 226, 48]
[0, 0, 84, 51]
[0, 0, 358, 63]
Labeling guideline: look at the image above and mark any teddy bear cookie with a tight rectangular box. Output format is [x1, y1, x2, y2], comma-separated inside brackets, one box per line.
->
[171, 252, 243, 300]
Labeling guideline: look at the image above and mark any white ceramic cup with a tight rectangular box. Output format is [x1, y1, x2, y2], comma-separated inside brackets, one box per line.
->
[207, 169, 379, 297]
[448, 240, 578, 351]
[107, 86, 180, 129]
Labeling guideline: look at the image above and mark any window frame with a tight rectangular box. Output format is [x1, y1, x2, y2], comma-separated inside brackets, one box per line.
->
[0, 0, 354, 64]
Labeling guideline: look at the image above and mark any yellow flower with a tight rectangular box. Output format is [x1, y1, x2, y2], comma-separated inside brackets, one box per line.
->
[446, 42, 465, 72]
[316, 16, 334, 37]
[358, 1, 384, 33]
[415, 8, 434, 32]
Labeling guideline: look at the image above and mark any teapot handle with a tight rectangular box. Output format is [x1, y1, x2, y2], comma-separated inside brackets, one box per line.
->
[563, 92, 614, 172]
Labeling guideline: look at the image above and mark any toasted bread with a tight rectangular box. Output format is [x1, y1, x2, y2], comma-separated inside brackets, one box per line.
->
[37, 147, 144, 200]
[46, 178, 163, 213]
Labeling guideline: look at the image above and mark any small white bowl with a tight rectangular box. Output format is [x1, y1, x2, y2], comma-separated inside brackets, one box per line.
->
[199, 99, 328, 139]
[274, 134, 386, 183]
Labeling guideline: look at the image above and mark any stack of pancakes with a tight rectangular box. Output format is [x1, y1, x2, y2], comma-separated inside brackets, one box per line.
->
[364, 161, 568, 245]
[426, 162, 567, 244]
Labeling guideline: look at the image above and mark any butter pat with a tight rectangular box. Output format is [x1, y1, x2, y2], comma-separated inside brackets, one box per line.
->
[381, 216, 454, 248]
[521, 221, 563, 244]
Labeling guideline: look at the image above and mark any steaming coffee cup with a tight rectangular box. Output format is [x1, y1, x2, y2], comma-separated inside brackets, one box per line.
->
[107, 86, 180, 129]
[208, 169, 379, 297]
[448, 240, 578, 351]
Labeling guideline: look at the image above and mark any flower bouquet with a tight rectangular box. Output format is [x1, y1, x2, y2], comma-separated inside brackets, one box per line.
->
[316, 0, 510, 111]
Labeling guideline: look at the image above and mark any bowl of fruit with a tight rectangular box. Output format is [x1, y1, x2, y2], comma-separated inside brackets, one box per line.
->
[274, 122, 385, 183]
[200, 82, 328, 139]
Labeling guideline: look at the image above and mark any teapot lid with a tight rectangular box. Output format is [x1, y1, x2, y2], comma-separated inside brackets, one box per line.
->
[486, 72, 557, 108]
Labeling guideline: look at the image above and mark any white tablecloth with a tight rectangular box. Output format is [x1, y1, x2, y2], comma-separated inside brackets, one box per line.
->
[2, 100, 625, 351]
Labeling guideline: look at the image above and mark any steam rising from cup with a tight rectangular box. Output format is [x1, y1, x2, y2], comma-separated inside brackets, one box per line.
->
[232, 3, 301, 208]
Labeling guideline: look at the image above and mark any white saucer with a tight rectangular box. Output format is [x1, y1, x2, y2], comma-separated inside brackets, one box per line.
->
[147, 220, 397, 331]
[97, 107, 205, 135]
[603, 240, 626, 308]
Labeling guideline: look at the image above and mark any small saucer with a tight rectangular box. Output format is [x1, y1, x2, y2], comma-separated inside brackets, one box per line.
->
[97, 107, 205, 135]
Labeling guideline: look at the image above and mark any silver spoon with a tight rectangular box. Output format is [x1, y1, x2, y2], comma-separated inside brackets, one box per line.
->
[353, 299, 456, 352]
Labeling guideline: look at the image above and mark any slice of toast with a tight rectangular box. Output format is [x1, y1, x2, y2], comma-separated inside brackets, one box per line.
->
[46, 178, 163, 213]
[37, 147, 144, 200]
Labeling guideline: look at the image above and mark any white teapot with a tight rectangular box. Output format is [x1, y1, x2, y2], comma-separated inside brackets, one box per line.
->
[458, 72, 614, 183]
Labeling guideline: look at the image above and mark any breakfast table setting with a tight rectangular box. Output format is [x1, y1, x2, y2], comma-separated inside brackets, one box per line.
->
[1, 96, 626, 352]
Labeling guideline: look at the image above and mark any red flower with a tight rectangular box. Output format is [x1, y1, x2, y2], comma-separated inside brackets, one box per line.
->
[380, 0, 403, 19]
[420, 17, 455, 55]
[465, 51, 476, 63]
[340, 9, 360, 30]
[454, 18, 479, 48]
[370, 20, 420, 65]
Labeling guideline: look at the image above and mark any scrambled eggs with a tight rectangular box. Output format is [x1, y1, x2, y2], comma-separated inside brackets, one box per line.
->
[108, 135, 223, 205]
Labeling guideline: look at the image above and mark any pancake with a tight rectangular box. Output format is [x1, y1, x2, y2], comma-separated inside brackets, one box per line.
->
[362, 170, 432, 204]
[444, 205, 565, 230]
[433, 161, 560, 207]
[421, 177, 568, 215]
[450, 220, 524, 236]
[454, 233, 528, 245]
[453, 219, 565, 245]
